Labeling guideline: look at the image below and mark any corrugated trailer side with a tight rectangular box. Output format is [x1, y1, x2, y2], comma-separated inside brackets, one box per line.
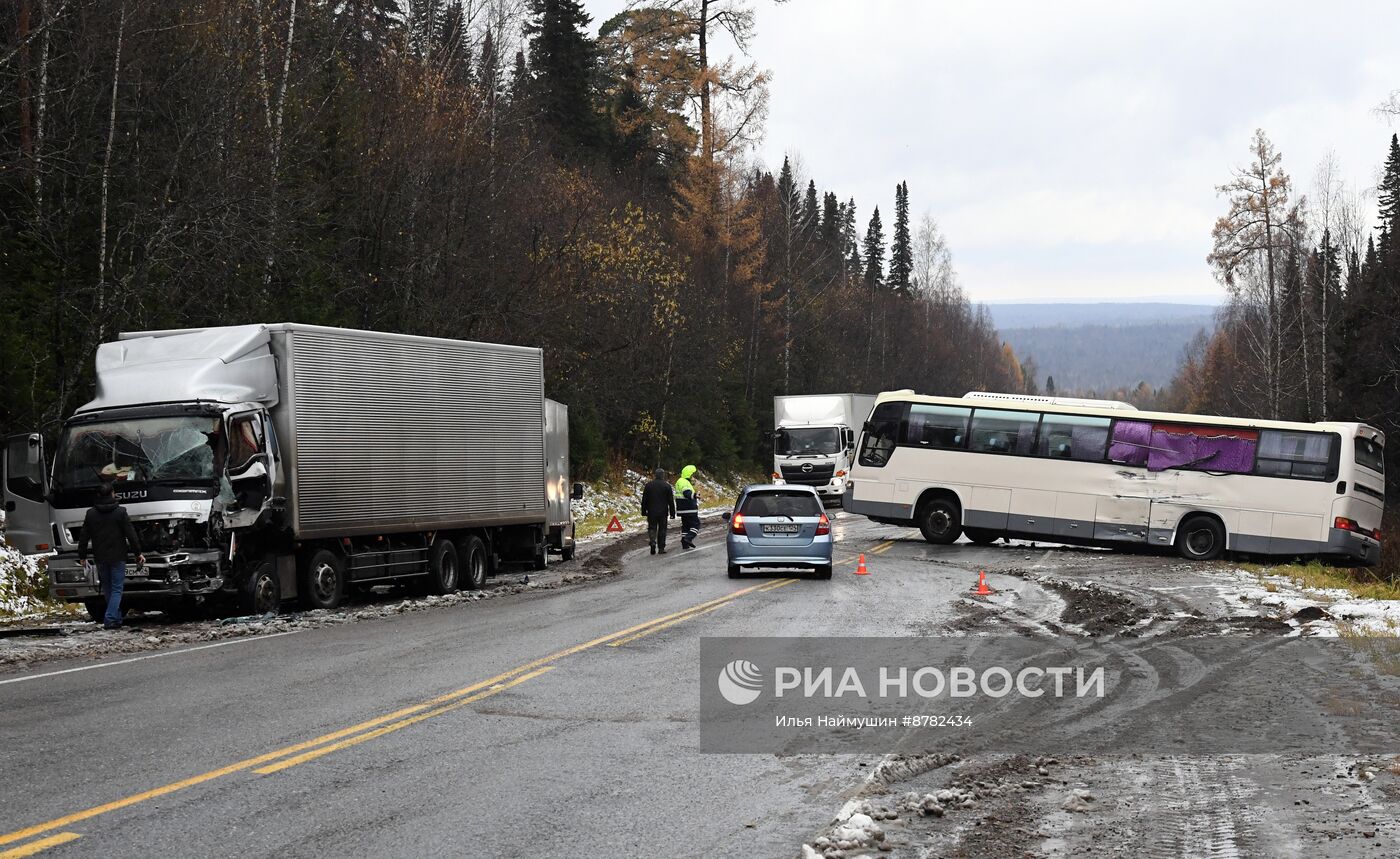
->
[271, 325, 546, 540]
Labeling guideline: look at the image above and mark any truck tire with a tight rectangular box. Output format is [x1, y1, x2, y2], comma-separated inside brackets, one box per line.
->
[532, 543, 548, 572]
[460, 536, 488, 590]
[561, 544, 576, 562]
[425, 539, 460, 595]
[83, 597, 107, 624]
[917, 497, 963, 545]
[301, 548, 346, 610]
[83, 597, 128, 624]
[241, 558, 282, 615]
[1176, 515, 1226, 562]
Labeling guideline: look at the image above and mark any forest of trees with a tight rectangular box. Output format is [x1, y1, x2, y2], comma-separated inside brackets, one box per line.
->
[1159, 125, 1400, 497]
[0, 0, 1025, 478]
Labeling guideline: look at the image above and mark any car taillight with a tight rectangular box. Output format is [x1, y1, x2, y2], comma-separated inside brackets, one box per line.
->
[815, 514, 831, 536]
[731, 513, 747, 535]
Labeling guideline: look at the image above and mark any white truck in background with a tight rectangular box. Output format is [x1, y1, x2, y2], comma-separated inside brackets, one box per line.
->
[772, 394, 877, 504]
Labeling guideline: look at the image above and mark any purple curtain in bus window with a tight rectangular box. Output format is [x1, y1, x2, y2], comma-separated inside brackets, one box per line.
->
[1146, 427, 1256, 473]
[1192, 434, 1256, 473]
[1109, 420, 1152, 465]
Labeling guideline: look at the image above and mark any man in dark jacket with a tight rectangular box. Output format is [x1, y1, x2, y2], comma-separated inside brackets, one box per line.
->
[640, 469, 676, 555]
[78, 482, 144, 629]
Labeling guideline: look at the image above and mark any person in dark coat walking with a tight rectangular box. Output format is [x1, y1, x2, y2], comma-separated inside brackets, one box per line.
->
[77, 482, 145, 629]
[640, 469, 676, 555]
[675, 464, 701, 550]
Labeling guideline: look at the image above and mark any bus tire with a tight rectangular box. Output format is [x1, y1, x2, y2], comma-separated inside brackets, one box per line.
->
[425, 538, 459, 595]
[965, 528, 999, 545]
[917, 497, 963, 545]
[300, 548, 346, 610]
[1176, 515, 1226, 562]
[460, 536, 488, 590]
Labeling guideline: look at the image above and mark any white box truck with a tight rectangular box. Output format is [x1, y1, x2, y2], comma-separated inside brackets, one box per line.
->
[1, 324, 582, 619]
[772, 394, 877, 503]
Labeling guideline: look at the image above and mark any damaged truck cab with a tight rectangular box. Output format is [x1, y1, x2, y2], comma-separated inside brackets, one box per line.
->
[32, 324, 580, 620]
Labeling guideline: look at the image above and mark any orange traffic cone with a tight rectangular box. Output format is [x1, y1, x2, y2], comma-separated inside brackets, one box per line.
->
[973, 570, 993, 596]
[855, 554, 869, 575]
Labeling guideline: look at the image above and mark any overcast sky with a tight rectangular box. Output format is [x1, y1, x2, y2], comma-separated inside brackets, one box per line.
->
[582, 1, 1400, 303]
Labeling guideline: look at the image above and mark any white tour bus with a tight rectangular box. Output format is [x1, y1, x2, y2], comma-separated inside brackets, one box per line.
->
[843, 391, 1385, 565]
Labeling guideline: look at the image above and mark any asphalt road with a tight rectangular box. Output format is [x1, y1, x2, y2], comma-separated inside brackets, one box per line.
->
[4, 514, 1400, 858]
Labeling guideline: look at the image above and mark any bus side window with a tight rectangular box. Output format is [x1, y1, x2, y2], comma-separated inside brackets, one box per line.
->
[858, 402, 905, 468]
[1036, 414, 1110, 461]
[905, 405, 971, 450]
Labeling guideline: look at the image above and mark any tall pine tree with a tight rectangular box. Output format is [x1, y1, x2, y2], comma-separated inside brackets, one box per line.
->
[863, 207, 885, 289]
[525, 0, 603, 151]
[889, 181, 913, 294]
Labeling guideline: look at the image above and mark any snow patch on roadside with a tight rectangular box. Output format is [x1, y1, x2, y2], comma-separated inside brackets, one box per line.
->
[1212, 568, 1400, 637]
[0, 543, 54, 618]
[573, 470, 757, 543]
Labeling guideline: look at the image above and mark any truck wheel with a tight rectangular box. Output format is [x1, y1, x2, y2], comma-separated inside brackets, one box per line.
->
[241, 559, 282, 615]
[426, 539, 459, 595]
[300, 548, 345, 610]
[561, 545, 576, 562]
[83, 597, 107, 624]
[917, 497, 963, 545]
[460, 537, 488, 590]
[1176, 515, 1226, 562]
[532, 543, 548, 572]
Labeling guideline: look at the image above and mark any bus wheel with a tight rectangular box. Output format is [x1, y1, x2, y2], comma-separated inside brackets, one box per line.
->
[917, 497, 963, 545]
[1176, 515, 1226, 562]
[965, 528, 999, 546]
[460, 536, 488, 590]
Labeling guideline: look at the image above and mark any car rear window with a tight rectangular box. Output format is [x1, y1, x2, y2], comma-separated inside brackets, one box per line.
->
[740, 491, 822, 517]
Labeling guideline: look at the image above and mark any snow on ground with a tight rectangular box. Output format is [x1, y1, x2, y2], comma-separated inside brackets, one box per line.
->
[0, 542, 55, 618]
[1211, 567, 1400, 637]
[573, 470, 758, 543]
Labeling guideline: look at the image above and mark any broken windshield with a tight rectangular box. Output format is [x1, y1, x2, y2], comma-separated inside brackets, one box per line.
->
[774, 427, 842, 456]
[53, 415, 222, 491]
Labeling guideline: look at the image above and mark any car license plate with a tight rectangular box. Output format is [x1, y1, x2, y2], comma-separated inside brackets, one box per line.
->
[764, 524, 800, 535]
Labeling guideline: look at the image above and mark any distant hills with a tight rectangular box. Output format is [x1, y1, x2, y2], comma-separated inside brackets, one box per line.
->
[985, 303, 1217, 392]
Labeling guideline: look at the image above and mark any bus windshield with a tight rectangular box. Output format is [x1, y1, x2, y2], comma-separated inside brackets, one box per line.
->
[53, 415, 222, 492]
[775, 427, 841, 456]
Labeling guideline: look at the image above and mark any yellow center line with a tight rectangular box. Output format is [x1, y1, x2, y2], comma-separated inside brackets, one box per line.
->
[255, 668, 554, 775]
[0, 580, 787, 847]
[872, 543, 894, 555]
[0, 832, 82, 859]
[608, 578, 798, 646]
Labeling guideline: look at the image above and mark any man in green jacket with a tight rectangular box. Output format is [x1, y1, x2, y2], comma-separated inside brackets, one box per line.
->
[675, 464, 701, 550]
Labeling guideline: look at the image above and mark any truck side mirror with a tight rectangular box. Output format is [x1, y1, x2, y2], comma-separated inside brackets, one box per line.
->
[570, 482, 585, 500]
